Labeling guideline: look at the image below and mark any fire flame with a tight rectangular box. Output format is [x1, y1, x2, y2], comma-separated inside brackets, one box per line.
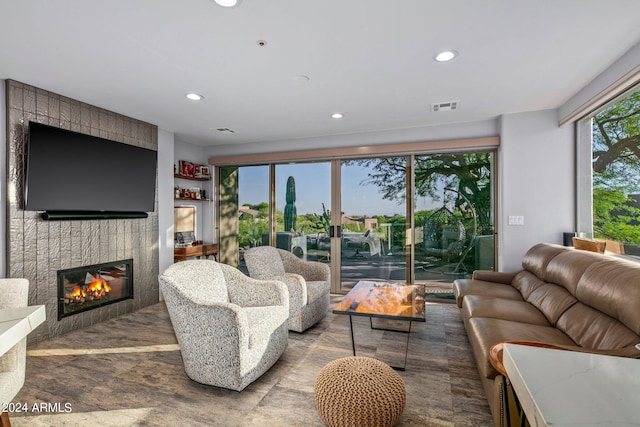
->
[87, 276, 111, 297]
[65, 275, 111, 303]
[69, 285, 86, 299]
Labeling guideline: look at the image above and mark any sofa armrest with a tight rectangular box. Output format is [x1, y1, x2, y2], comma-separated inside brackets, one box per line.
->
[490, 340, 640, 377]
[472, 270, 519, 284]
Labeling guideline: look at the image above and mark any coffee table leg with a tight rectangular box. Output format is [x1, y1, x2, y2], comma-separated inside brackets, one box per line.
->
[349, 315, 356, 356]
[368, 318, 413, 371]
[349, 317, 414, 370]
[398, 321, 413, 371]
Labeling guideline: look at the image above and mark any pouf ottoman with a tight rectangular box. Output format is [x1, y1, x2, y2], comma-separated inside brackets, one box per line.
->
[314, 356, 406, 427]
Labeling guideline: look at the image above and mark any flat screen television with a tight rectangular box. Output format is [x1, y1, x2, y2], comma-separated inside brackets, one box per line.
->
[24, 121, 157, 217]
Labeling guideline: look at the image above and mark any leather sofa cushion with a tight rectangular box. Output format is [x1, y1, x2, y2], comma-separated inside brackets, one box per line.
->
[556, 302, 640, 349]
[510, 271, 546, 300]
[461, 295, 550, 326]
[465, 317, 576, 380]
[453, 279, 523, 308]
[521, 243, 571, 281]
[545, 250, 605, 295]
[524, 283, 577, 326]
[576, 259, 640, 335]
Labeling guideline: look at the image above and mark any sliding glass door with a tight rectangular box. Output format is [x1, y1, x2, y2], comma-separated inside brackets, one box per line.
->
[339, 158, 408, 292]
[219, 165, 270, 269]
[413, 152, 495, 284]
[217, 150, 495, 292]
[274, 162, 332, 262]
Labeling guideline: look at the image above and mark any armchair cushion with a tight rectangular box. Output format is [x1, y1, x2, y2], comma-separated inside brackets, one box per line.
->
[244, 246, 330, 332]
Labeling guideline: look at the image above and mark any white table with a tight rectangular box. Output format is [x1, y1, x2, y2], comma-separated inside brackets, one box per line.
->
[0, 305, 46, 356]
[503, 343, 640, 427]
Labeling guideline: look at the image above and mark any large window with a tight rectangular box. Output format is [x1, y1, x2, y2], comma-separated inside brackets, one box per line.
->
[213, 139, 498, 292]
[577, 85, 640, 255]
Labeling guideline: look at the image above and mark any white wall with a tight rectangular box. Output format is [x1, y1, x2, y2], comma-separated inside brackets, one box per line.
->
[498, 110, 575, 271]
[157, 129, 175, 278]
[174, 140, 214, 243]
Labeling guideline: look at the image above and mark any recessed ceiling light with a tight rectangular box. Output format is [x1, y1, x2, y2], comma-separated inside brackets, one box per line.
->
[213, 0, 241, 7]
[185, 93, 204, 101]
[434, 50, 458, 62]
[331, 113, 344, 119]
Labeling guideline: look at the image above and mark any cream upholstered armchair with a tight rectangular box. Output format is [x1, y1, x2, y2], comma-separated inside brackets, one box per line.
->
[244, 247, 330, 333]
[1, 278, 29, 426]
[159, 260, 289, 392]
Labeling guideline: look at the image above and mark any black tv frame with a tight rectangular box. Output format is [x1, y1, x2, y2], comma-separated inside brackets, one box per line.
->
[24, 121, 157, 219]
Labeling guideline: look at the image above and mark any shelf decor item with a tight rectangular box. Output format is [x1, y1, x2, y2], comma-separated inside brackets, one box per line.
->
[195, 164, 210, 178]
[179, 160, 195, 177]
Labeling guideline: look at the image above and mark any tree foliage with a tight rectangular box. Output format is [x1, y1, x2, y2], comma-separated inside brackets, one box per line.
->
[592, 89, 640, 244]
[593, 91, 640, 181]
[593, 178, 640, 243]
[343, 153, 493, 235]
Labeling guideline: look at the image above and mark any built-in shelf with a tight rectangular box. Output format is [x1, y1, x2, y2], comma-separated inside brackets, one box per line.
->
[174, 173, 210, 182]
[173, 163, 213, 246]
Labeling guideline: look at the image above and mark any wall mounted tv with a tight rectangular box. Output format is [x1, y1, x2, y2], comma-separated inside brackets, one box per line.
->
[25, 121, 157, 220]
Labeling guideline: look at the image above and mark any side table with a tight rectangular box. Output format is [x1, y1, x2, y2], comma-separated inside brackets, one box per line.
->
[174, 243, 218, 261]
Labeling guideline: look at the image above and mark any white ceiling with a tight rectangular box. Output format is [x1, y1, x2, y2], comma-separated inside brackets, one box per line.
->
[2, 0, 640, 148]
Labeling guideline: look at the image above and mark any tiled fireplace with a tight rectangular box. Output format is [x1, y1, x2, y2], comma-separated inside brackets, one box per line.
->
[6, 80, 159, 343]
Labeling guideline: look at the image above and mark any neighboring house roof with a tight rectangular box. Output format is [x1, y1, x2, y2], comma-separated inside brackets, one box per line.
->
[239, 206, 260, 217]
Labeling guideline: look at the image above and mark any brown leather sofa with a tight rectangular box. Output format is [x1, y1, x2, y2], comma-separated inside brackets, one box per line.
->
[453, 243, 640, 426]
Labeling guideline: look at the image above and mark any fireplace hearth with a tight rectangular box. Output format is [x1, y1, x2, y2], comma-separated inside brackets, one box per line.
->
[57, 259, 133, 320]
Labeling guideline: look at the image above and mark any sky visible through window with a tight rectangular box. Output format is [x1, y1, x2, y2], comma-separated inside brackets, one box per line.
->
[238, 163, 435, 217]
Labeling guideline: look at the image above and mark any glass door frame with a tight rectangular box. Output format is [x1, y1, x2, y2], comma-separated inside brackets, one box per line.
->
[213, 141, 499, 294]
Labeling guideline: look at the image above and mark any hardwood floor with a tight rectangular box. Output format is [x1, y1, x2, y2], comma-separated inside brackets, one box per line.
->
[11, 297, 492, 426]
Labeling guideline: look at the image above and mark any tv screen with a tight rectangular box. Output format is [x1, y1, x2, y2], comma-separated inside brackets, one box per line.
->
[25, 122, 157, 213]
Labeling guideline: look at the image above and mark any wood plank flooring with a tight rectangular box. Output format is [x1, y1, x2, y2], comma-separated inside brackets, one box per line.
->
[10, 297, 492, 426]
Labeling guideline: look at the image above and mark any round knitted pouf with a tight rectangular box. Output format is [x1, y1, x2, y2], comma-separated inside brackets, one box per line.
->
[314, 356, 406, 427]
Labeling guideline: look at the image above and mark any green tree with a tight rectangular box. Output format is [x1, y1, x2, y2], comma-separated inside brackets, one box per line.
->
[344, 153, 492, 235]
[238, 203, 270, 247]
[592, 90, 640, 244]
[593, 178, 640, 243]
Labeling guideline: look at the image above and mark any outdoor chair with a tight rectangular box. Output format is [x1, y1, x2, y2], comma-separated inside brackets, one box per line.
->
[244, 246, 331, 333]
[159, 260, 289, 391]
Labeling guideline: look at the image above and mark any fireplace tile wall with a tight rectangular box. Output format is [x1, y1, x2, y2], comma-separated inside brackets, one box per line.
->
[5, 80, 159, 343]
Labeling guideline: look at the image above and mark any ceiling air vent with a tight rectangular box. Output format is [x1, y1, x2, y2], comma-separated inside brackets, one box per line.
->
[216, 128, 236, 134]
[431, 101, 459, 112]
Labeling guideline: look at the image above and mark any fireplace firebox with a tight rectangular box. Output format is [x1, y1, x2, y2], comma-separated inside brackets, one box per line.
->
[57, 259, 133, 320]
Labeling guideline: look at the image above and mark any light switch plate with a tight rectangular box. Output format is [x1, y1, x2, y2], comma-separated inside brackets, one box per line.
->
[508, 215, 525, 226]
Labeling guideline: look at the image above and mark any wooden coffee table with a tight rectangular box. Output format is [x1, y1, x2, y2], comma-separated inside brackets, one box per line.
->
[333, 280, 425, 370]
